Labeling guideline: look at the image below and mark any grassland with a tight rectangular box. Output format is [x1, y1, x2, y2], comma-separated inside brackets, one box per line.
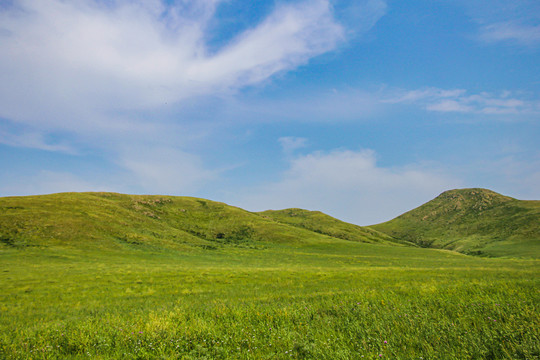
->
[1, 242, 538, 359]
[0, 191, 539, 359]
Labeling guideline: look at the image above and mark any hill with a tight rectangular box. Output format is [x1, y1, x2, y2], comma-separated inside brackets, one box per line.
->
[371, 188, 540, 258]
[0, 192, 393, 252]
[1, 190, 538, 358]
[259, 208, 399, 245]
[1, 189, 538, 258]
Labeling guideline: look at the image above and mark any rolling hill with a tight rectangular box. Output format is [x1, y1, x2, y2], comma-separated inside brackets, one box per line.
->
[259, 208, 398, 245]
[0, 192, 392, 251]
[371, 188, 540, 258]
[1, 189, 538, 359]
[1, 188, 538, 258]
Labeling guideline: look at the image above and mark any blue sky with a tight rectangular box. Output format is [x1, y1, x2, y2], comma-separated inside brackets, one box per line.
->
[0, 0, 539, 225]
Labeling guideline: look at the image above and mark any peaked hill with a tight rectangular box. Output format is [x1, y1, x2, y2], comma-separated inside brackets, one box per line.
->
[372, 188, 540, 258]
[0, 192, 393, 252]
[259, 208, 398, 245]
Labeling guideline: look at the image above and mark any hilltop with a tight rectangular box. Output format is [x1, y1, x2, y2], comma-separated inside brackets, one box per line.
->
[0, 192, 392, 252]
[372, 188, 540, 257]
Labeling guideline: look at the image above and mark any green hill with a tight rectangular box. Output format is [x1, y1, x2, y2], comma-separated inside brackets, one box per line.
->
[1, 189, 538, 258]
[371, 188, 540, 258]
[0, 192, 380, 252]
[259, 208, 399, 245]
[1, 191, 539, 359]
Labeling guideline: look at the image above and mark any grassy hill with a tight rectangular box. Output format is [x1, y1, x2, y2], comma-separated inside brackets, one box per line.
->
[371, 188, 540, 258]
[1, 189, 539, 257]
[0, 191, 538, 358]
[259, 208, 399, 245]
[0, 192, 389, 252]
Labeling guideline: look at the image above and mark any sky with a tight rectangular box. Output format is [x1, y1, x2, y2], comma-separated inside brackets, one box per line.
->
[0, 0, 539, 225]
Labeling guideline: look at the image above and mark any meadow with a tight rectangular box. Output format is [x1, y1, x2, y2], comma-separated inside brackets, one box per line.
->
[1, 241, 538, 359]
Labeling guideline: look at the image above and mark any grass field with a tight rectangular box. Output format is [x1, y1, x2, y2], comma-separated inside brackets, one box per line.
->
[1, 241, 538, 359]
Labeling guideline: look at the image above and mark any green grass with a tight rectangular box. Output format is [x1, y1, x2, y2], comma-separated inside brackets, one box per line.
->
[0, 191, 539, 358]
[1, 243, 538, 359]
[372, 188, 540, 258]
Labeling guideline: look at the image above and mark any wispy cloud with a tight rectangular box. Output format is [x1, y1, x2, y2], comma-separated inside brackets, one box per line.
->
[455, 0, 540, 48]
[478, 22, 540, 46]
[215, 87, 383, 124]
[385, 87, 539, 116]
[278, 137, 308, 156]
[189, 0, 344, 88]
[0, 129, 76, 153]
[0, 0, 383, 194]
[334, 0, 387, 37]
[0, 0, 344, 132]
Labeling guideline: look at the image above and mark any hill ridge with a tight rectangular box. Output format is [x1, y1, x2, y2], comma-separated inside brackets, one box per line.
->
[0, 192, 393, 252]
[1, 189, 538, 258]
[258, 208, 399, 245]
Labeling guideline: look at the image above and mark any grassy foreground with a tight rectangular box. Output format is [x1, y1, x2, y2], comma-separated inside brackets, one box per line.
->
[1, 242, 538, 359]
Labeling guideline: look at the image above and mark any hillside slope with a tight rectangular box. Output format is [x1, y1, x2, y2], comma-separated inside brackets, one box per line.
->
[0, 192, 359, 251]
[371, 188, 540, 258]
[259, 208, 400, 245]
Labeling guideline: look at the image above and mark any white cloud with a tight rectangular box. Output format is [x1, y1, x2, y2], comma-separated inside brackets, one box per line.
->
[278, 136, 308, 155]
[386, 88, 467, 104]
[0, 0, 345, 132]
[237, 148, 461, 225]
[0, 0, 381, 195]
[0, 129, 76, 153]
[478, 22, 540, 46]
[457, 0, 540, 47]
[334, 0, 387, 36]
[386, 87, 539, 115]
[189, 0, 344, 88]
[454, 153, 540, 201]
[217, 87, 383, 124]
[117, 146, 217, 195]
[426, 100, 474, 113]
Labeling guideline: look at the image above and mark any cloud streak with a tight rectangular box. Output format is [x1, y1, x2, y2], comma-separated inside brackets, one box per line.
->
[0, 128, 76, 153]
[279, 136, 308, 156]
[478, 22, 540, 46]
[458, 0, 540, 47]
[385, 87, 540, 116]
